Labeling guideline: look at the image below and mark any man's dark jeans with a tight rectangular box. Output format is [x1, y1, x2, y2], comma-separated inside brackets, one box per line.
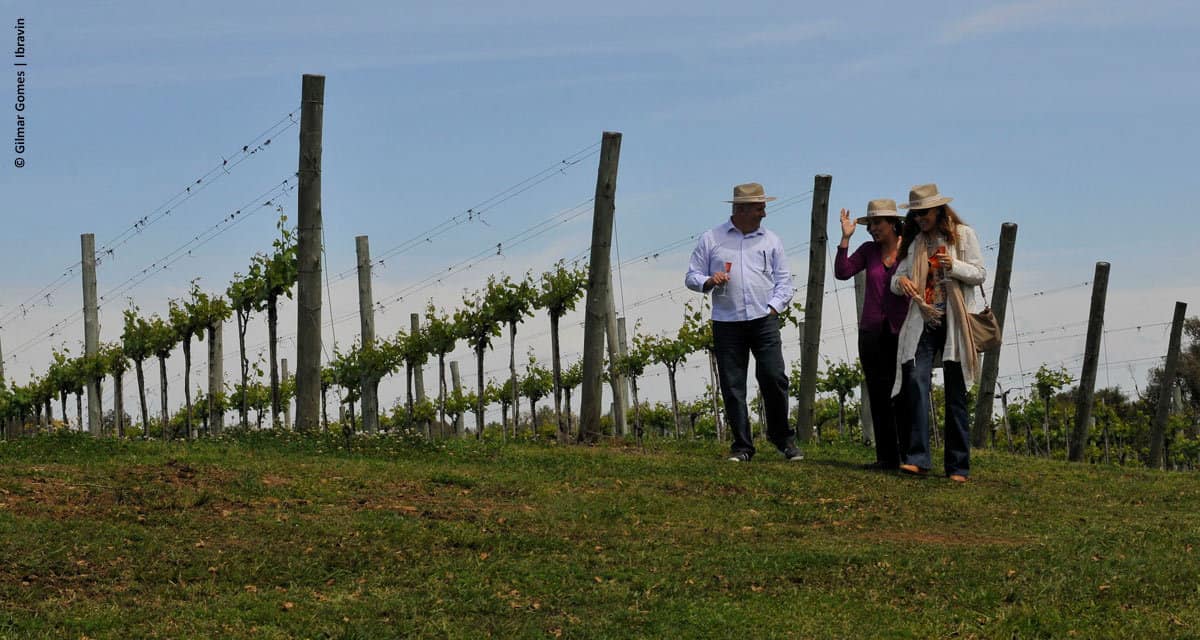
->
[713, 315, 793, 458]
[900, 323, 970, 476]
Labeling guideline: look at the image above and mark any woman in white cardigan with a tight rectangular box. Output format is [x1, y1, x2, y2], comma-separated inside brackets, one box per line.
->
[889, 184, 986, 482]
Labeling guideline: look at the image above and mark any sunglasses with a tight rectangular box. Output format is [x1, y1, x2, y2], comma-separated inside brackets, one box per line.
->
[911, 207, 938, 218]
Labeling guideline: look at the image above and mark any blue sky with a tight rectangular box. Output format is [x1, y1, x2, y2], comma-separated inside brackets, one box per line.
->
[2, 0, 1198, 419]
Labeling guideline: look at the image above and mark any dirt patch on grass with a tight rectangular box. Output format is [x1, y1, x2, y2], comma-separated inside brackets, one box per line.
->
[0, 461, 240, 519]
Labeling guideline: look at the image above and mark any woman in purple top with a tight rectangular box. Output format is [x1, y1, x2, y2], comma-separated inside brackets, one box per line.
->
[834, 198, 909, 470]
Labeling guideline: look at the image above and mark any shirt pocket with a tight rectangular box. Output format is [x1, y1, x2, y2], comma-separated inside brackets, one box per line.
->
[711, 246, 737, 276]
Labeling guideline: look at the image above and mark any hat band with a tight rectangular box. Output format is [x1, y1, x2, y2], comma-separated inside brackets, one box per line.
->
[907, 195, 946, 208]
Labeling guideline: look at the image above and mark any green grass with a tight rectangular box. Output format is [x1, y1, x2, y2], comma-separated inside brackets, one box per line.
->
[1, 431, 1198, 639]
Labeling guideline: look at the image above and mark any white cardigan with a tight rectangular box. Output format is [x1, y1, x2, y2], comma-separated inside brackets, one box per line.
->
[889, 225, 987, 396]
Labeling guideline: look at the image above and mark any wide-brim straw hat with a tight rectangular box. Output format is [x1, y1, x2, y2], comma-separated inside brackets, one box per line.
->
[725, 182, 777, 204]
[856, 198, 902, 225]
[899, 183, 954, 210]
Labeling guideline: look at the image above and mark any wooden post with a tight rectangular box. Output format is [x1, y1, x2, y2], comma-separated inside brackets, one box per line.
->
[208, 321, 224, 434]
[81, 233, 102, 435]
[1069, 262, 1110, 462]
[579, 131, 622, 443]
[795, 175, 832, 442]
[0, 330, 5, 384]
[999, 388, 1013, 452]
[1149, 301, 1187, 469]
[294, 73, 325, 432]
[410, 313, 428, 437]
[605, 290, 628, 437]
[853, 271, 874, 445]
[282, 358, 292, 430]
[450, 360, 465, 436]
[356, 236, 379, 434]
[113, 374, 124, 435]
[972, 222, 1018, 447]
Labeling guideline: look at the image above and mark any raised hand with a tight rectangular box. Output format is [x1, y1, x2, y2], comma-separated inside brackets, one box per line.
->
[839, 208, 856, 240]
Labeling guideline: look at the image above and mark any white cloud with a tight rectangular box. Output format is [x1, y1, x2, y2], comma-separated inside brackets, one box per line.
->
[941, 0, 1089, 43]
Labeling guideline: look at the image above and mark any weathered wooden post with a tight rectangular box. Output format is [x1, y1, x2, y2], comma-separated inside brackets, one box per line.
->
[81, 233, 102, 435]
[450, 360, 465, 436]
[972, 222, 1018, 447]
[707, 351, 723, 441]
[796, 175, 832, 442]
[207, 320, 224, 435]
[853, 271, 874, 445]
[410, 312, 428, 437]
[579, 131, 622, 443]
[356, 236, 379, 434]
[294, 73, 325, 432]
[1069, 262, 1110, 462]
[1149, 301, 1188, 469]
[605, 290, 627, 436]
[282, 358, 292, 429]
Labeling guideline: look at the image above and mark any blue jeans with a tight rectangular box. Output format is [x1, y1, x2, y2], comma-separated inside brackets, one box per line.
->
[900, 323, 970, 476]
[713, 315, 793, 458]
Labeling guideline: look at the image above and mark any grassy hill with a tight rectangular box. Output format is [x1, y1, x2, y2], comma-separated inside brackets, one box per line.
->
[1, 431, 1197, 639]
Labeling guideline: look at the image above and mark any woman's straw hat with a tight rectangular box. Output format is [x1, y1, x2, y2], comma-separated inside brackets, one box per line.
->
[899, 183, 954, 210]
[856, 198, 902, 225]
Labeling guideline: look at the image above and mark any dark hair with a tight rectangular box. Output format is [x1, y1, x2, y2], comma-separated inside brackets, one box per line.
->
[888, 218, 903, 238]
[897, 205, 967, 260]
[866, 217, 903, 239]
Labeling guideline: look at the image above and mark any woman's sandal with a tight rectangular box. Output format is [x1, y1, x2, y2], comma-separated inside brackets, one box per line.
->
[899, 464, 929, 477]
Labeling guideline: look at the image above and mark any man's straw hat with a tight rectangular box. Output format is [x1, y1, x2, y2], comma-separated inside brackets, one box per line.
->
[725, 182, 777, 204]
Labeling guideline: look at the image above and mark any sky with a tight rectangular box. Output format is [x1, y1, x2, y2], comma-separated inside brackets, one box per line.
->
[2, 0, 1198, 425]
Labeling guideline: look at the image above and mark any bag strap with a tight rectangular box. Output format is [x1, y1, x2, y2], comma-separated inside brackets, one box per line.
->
[953, 233, 991, 307]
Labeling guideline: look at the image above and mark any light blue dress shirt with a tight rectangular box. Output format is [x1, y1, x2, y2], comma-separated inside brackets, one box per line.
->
[685, 220, 794, 322]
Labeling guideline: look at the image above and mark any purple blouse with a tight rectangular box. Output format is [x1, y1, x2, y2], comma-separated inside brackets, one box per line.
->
[834, 242, 908, 335]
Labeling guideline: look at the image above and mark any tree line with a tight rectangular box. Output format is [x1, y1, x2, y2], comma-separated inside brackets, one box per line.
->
[2, 216, 1197, 471]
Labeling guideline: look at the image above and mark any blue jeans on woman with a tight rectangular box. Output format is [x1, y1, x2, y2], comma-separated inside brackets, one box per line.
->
[713, 315, 793, 458]
[900, 323, 970, 476]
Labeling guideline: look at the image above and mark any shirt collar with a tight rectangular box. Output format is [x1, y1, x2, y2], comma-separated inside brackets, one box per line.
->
[723, 219, 765, 238]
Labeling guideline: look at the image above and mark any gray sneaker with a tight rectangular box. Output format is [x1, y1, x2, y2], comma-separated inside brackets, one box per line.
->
[727, 452, 751, 462]
[782, 446, 804, 461]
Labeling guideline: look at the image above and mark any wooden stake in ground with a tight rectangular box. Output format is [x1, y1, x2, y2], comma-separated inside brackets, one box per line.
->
[853, 271, 874, 445]
[282, 358, 292, 430]
[1149, 301, 1188, 469]
[795, 175, 832, 443]
[356, 236, 379, 434]
[450, 360, 464, 435]
[208, 320, 224, 434]
[1069, 261, 1110, 462]
[605, 289, 628, 436]
[579, 131, 622, 443]
[972, 222, 1018, 447]
[294, 73, 325, 432]
[411, 314, 427, 404]
[81, 233, 102, 436]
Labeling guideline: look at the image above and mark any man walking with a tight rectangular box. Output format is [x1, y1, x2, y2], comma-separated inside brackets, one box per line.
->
[686, 182, 800, 462]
